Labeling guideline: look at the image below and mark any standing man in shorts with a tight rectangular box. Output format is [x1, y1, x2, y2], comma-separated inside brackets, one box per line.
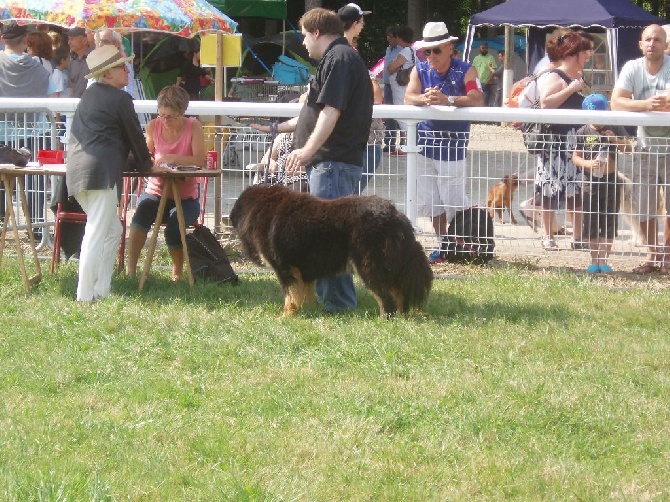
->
[404, 22, 483, 259]
[279, 7, 373, 312]
[611, 24, 670, 274]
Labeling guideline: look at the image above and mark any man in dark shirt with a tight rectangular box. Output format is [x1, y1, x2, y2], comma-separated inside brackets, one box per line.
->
[279, 7, 373, 313]
[176, 50, 213, 101]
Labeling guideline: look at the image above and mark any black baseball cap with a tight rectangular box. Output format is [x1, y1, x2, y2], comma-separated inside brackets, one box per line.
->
[337, 3, 372, 23]
[66, 27, 87, 38]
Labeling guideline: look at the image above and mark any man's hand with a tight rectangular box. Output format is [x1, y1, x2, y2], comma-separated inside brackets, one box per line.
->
[649, 94, 668, 111]
[284, 148, 310, 176]
[423, 86, 446, 106]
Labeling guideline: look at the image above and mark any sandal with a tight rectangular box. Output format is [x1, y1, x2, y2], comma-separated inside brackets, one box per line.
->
[632, 262, 658, 274]
[542, 237, 559, 251]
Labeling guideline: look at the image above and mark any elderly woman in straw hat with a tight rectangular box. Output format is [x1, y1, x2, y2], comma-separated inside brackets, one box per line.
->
[66, 44, 154, 302]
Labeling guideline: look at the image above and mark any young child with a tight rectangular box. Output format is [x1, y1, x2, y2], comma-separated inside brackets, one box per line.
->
[572, 93, 632, 274]
[49, 46, 70, 97]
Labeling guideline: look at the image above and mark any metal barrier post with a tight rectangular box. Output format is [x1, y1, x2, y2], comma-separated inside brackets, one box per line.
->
[214, 129, 223, 234]
[403, 120, 421, 227]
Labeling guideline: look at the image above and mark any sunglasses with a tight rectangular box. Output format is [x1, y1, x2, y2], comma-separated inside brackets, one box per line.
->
[423, 47, 443, 56]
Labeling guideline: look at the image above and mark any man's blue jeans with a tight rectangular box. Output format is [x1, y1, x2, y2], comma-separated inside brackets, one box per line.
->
[307, 160, 362, 313]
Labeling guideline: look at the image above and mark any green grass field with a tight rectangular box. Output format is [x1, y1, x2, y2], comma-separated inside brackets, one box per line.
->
[1, 258, 668, 500]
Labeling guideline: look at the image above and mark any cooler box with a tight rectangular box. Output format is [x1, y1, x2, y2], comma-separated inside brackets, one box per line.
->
[37, 150, 64, 165]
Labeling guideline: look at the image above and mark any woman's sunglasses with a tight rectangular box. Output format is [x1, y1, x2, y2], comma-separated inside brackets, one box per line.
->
[423, 47, 442, 56]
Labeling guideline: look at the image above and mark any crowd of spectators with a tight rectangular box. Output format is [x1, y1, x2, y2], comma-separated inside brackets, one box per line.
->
[4, 11, 670, 297]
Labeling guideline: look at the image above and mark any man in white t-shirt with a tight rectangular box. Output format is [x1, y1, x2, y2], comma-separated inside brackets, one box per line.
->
[612, 24, 670, 274]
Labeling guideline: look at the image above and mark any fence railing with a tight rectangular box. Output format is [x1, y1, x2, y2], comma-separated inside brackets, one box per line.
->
[1, 97, 667, 265]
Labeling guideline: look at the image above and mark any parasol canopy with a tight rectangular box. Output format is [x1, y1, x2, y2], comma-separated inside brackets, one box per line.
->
[0, 0, 237, 38]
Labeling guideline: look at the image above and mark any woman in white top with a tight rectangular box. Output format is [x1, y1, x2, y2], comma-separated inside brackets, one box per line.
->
[387, 26, 415, 132]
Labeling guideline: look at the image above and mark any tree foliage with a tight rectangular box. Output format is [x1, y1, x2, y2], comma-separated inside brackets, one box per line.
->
[281, 0, 665, 67]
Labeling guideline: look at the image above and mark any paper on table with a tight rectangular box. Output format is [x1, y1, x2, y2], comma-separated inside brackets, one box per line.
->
[161, 163, 202, 172]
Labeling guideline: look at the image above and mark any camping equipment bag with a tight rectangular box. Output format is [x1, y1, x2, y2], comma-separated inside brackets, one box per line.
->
[271, 55, 309, 85]
[185, 226, 239, 284]
[394, 50, 415, 86]
[442, 207, 495, 265]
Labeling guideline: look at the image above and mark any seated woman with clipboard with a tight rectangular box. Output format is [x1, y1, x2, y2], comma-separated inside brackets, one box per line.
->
[126, 85, 206, 281]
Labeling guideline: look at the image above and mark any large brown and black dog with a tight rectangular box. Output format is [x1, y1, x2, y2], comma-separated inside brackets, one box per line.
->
[230, 184, 433, 318]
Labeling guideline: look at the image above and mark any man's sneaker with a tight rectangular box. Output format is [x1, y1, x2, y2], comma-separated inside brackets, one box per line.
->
[428, 250, 442, 264]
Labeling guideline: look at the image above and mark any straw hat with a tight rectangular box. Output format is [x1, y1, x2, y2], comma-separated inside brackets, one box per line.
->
[85, 45, 134, 79]
[414, 22, 458, 49]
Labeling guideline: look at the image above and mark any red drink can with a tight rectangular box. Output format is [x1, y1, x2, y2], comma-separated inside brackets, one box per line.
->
[206, 151, 218, 170]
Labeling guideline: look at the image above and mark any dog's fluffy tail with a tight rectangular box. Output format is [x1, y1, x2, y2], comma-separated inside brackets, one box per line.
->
[396, 239, 433, 311]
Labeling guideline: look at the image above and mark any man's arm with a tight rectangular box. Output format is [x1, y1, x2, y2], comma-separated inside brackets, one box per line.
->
[405, 66, 483, 107]
[611, 87, 664, 112]
[404, 66, 425, 105]
[249, 116, 299, 135]
[454, 66, 484, 107]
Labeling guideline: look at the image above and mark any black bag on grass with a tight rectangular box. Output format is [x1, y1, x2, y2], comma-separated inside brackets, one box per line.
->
[186, 226, 239, 284]
[443, 207, 495, 265]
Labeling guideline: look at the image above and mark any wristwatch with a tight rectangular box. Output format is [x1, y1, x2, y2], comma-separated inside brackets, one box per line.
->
[447, 95, 456, 105]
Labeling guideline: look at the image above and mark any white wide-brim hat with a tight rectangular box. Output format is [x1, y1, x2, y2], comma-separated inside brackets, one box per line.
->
[85, 45, 134, 79]
[414, 21, 458, 49]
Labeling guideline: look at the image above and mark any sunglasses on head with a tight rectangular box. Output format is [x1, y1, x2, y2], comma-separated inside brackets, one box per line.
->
[423, 47, 442, 56]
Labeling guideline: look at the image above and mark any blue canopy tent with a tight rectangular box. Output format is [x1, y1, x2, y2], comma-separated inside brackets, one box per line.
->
[465, 0, 664, 81]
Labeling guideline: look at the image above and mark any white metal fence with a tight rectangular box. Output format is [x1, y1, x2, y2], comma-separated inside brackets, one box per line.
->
[1, 98, 666, 266]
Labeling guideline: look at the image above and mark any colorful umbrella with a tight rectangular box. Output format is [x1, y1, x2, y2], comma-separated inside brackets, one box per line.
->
[0, 0, 237, 37]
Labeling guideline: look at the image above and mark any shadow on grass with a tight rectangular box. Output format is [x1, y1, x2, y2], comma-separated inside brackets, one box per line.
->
[51, 264, 570, 325]
[428, 289, 571, 326]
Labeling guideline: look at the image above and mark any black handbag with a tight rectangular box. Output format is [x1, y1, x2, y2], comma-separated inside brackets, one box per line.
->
[522, 121, 552, 155]
[394, 50, 415, 86]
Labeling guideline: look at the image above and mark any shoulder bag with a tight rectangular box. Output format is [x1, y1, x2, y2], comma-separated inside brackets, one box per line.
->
[395, 49, 415, 86]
